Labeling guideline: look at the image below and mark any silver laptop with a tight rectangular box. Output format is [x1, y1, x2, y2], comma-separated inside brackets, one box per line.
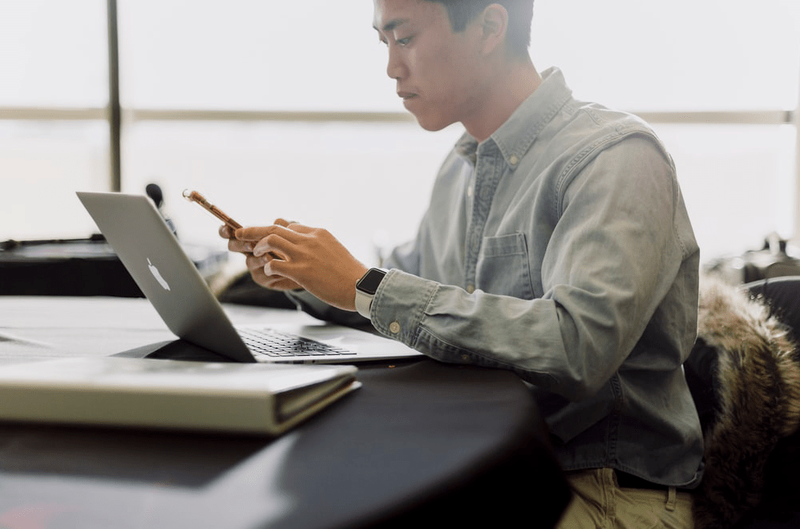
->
[76, 191, 422, 364]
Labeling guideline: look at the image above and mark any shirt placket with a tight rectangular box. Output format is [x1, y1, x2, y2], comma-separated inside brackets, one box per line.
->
[464, 144, 504, 294]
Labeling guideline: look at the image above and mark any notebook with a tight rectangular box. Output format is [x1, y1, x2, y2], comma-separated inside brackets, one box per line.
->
[76, 191, 422, 365]
[0, 356, 360, 435]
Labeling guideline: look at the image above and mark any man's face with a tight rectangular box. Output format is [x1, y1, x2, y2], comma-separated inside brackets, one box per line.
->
[373, 0, 488, 132]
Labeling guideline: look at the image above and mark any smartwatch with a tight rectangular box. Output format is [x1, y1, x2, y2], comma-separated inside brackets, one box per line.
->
[355, 268, 387, 318]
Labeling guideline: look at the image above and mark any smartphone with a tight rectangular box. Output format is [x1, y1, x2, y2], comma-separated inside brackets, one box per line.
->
[182, 189, 242, 231]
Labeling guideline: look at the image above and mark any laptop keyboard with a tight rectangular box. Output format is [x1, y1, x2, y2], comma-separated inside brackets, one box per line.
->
[237, 328, 356, 358]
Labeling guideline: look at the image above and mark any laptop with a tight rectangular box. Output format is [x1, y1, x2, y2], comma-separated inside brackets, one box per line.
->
[76, 191, 422, 364]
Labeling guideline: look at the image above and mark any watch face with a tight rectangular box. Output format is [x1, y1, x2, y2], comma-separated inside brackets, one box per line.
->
[357, 269, 386, 295]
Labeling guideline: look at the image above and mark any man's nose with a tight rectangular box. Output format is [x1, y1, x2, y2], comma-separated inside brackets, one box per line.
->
[386, 45, 405, 80]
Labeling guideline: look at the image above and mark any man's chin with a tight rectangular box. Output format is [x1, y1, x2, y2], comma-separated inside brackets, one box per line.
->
[411, 112, 454, 133]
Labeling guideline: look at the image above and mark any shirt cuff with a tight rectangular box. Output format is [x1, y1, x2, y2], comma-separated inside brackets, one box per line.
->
[370, 269, 439, 347]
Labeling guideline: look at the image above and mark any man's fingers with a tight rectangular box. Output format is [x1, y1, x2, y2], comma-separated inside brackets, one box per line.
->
[228, 238, 255, 254]
[237, 223, 306, 242]
[235, 226, 272, 241]
[245, 253, 268, 272]
[263, 256, 295, 280]
[252, 227, 307, 258]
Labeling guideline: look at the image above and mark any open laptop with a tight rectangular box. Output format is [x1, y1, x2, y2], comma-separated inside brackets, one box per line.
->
[76, 191, 422, 364]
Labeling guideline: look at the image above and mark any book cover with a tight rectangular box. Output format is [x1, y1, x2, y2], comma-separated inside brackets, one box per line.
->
[0, 357, 359, 435]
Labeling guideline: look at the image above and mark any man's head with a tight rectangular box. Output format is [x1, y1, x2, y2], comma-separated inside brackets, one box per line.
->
[423, 0, 534, 59]
[373, 0, 537, 139]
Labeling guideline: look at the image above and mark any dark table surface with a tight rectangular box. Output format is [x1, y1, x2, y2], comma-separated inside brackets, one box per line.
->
[0, 296, 570, 529]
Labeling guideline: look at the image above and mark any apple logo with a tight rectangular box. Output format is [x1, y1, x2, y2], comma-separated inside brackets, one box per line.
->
[147, 258, 171, 291]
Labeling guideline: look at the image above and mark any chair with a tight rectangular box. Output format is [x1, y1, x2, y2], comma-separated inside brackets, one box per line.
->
[686, 275, 800, 528]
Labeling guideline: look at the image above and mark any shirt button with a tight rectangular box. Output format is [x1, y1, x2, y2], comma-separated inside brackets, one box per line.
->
[467, 186, 473, 197]
[389, 321, 401, 334]
[466, 284, 475, 294]
[509, 155, 519, 165]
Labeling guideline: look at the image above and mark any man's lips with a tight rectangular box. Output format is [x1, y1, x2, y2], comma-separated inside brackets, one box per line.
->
[397, 91, 417, 100]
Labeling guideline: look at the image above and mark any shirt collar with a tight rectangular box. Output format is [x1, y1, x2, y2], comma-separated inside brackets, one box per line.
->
[455, 67, 573, 168]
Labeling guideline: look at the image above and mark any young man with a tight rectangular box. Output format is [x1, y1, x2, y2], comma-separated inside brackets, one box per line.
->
[223, 1, 703, 526]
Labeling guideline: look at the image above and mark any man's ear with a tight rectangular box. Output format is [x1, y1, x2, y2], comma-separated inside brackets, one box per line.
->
[479, 4, 509, 56]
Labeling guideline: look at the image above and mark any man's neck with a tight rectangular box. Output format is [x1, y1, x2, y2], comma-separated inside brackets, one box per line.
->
[464, 59, 542, 143]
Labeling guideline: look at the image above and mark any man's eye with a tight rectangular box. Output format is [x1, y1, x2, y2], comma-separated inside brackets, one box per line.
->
[396, 36, 412, 46]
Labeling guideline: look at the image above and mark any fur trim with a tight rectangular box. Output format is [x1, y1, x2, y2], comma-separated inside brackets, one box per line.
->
[692, 275, 800, 528]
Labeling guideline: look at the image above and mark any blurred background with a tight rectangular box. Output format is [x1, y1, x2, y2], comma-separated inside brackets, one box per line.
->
[1, 0, 799, 266]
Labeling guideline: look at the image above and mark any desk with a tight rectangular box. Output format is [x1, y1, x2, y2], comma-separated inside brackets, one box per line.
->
[0, 296, 570, 529]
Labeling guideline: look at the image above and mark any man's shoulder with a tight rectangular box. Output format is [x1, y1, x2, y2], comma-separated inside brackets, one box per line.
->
[559, 100, 657, 142]
[541, 100, 669, 168]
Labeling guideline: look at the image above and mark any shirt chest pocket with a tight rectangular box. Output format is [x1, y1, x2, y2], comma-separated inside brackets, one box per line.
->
[475, 232, 535, 299]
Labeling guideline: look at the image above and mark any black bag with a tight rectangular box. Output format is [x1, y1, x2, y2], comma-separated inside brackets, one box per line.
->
[0, 236, 227, 297]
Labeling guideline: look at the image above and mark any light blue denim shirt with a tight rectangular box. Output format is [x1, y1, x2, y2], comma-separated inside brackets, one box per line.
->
[291, 68, 704, 487]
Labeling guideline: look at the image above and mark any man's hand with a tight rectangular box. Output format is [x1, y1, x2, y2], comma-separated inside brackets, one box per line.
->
[220, 218, 303, 292]
[221, 219, 367, 311]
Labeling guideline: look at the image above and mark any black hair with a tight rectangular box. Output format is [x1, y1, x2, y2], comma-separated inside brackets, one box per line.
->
[424, 0, 534, 57]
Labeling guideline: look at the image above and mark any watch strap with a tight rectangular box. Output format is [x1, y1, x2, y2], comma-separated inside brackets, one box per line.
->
[355, 289, 373, 319]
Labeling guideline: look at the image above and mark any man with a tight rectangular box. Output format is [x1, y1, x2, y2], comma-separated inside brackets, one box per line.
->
[223, 1, 703, 526]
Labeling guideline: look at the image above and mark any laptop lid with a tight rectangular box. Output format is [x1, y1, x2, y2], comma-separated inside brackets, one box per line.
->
[76, 192, 422, 364]
[78, 191, 258, 362]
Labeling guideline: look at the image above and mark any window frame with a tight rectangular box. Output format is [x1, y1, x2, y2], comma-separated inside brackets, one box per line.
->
[1, 0, 798, 249]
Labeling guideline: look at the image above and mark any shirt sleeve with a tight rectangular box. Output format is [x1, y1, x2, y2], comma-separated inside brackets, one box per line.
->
[382, 225, 422, 273]
[369, 137, 695, 402]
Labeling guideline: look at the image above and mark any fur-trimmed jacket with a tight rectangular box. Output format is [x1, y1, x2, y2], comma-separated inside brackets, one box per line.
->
[688, 275, 800, 528]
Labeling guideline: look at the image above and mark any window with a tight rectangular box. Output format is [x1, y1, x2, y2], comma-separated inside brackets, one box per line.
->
[118, 1, 397, 112]
[0, 0, 109, 240]
[2, 0, 799, 264]
[530, 0, 800, 257]
[532, 0, 800, 112]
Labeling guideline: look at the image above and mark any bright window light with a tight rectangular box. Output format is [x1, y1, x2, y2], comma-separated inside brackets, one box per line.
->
[118, 0, 398, 111]
[0, 0, 107, 107]
[531, 0, 800, 111]
[1, 0, 799, 263]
